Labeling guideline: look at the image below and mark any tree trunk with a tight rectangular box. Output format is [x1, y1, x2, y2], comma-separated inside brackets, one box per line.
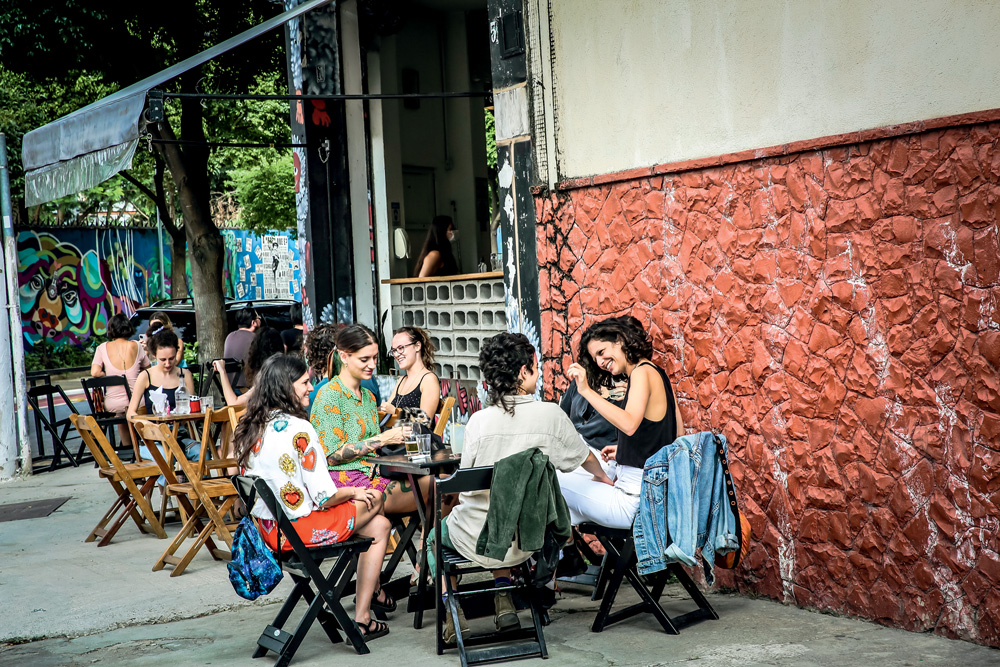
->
[150, 91, 226, 363]
[169, 231, 188, 298]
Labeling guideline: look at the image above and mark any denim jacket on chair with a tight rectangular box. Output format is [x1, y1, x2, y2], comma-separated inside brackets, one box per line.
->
[633, 432, 739, 584]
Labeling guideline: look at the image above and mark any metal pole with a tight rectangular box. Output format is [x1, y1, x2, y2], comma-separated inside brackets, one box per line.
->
[156, 208, 166, 298]
[0, 134, 30, 478]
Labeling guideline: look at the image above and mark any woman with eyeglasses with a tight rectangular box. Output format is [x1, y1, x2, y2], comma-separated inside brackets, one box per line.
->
[380, 327, 440, 421]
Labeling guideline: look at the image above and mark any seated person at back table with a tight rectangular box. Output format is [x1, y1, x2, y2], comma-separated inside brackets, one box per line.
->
[436, 332, 612, 643]
[215, 326, 284, 407]
[91, 312, 150, 451]
[224, 308, 261, 389]
[413, 215, 459, 278]
[380, 326, 441, 421]
[558, 316, 684, 530]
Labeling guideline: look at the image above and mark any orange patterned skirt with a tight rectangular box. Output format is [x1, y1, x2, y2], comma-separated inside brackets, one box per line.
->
[258, 502, 357, 552]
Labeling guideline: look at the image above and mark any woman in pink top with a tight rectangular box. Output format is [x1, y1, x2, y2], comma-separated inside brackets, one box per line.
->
[91, 313, 150, 449]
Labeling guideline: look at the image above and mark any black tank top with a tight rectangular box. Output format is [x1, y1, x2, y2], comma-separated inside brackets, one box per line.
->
[391, 372, 432, 410]
[142, 368, 181, 414]
[616, 362, 678, 469]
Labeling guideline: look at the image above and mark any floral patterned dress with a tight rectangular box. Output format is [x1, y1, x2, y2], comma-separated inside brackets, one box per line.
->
[246, 413, 356, 551]
[311, 376, 389, 492]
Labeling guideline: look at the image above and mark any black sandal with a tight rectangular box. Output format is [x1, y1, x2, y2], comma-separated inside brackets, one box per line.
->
[357, 618, 390, 641]
[356, 587, 396, 613]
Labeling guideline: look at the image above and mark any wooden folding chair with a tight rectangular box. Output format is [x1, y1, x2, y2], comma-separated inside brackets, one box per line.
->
[70, 414, 166, 546]
[231, 475, 375, 663]
[577, 523, 718, 634]
[199, 405, 245, 478]
[134, 420, 239, 576]
[434, 466, 548, 667]
[434, 396, 456, 438]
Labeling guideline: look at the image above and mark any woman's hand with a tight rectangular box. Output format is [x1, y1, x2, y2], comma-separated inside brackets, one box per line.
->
[593, 472, 615, 486]
[213, 359, 226, 375]
[379, 427, 403, 446]
[379, 402, 396, 416]
[352, 487, 380, 509]
[567, 363, 593, 396]
[600, 445, 618, 462]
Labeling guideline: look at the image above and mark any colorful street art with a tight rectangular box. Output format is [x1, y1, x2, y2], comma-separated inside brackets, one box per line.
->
[221, 229, 301, 302]
[17, 230, 115, 347]
[18, 227, 301, 349]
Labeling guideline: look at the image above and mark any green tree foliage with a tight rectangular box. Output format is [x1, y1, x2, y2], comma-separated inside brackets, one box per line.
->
[231, 153, 296, 236]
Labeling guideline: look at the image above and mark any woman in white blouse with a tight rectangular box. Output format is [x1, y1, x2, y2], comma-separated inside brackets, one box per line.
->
[233, 354, 394, 642]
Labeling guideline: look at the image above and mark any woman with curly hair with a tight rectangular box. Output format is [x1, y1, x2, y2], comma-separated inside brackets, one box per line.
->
[380, 326, 440, 420]
[560, 315, 684, 529]
[234, 354, 393, 641]
[438, 332, 612, 641]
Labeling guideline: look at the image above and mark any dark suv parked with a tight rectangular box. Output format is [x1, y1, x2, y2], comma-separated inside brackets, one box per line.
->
[129, 298, 299, 344]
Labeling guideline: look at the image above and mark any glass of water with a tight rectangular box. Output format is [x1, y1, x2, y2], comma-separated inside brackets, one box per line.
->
[202, 395, 215, 412]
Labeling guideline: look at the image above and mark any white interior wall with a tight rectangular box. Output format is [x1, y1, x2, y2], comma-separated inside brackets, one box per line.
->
[547, 0, 1000, 179]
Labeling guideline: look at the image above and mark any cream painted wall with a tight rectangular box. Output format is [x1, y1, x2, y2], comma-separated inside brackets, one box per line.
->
[548, 0, 1000, 179]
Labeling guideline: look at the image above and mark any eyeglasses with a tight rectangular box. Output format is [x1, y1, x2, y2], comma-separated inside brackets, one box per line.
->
[388, 342, 416, 357]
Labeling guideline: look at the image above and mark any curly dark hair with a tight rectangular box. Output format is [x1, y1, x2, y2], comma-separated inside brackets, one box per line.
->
[578, 315, 653, 390]
[305, 323, 338, 379]
[479, 332, 535, 415]
[244, 327, 285, 387]
[395, 326, 435, 368]
[234, 354, 310, 467]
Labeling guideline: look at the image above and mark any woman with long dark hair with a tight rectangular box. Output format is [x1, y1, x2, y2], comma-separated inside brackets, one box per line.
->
[215, 326, 285, 407]
[560, 316, 684, 529]
[234, 354, 394, 641]
[413, 215, 459, 277]
[438, 332, 611, 641]
[92, 312, 150, 449]
[145, 311, 185, 367]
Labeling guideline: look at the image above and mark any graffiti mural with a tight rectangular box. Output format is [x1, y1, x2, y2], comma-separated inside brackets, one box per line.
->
[220, 229, 301, 301]
[17, 231, 114, 347]
[18, 227, 302, 349]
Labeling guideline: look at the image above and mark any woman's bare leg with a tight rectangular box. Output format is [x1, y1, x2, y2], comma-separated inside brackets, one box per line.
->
[381, 475, 431, 515]
[352, 500, 391, 624]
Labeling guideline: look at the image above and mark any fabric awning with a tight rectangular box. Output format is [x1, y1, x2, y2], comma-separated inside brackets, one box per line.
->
[22, 0, 334, 207]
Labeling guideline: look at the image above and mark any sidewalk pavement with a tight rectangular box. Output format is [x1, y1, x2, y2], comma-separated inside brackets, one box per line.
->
[2, 467, 997, 666]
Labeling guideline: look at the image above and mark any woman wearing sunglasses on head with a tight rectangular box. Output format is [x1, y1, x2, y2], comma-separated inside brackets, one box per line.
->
[380, 327, 440, 422]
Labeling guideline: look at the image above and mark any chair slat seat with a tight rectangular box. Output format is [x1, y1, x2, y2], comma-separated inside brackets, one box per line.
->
[98, 461, 161, 481]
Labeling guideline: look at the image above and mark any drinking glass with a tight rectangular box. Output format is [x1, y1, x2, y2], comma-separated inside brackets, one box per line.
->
[202, 395, 215, 412]
[402, 422, 418, 454]
[416, 434, 431, 456]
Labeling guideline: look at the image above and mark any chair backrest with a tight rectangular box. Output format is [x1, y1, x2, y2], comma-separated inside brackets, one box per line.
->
[69, 413, 114, 470]
[434, 395, 455, 438]
[200, 405, 244, 473]
[436, 465, 494, 496]
[132, 419, 182, 485]
[80, 376, 131, 416]
[231, 474, 327, 579]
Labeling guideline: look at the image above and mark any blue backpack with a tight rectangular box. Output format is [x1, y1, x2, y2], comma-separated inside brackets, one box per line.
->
[228, 516, 283, 600]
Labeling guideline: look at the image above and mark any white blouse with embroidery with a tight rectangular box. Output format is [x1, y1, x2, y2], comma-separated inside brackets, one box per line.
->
[246, 414, 338, 522]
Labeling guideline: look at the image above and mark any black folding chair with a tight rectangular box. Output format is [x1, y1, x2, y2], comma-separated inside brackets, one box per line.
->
[577, 523, 718, 634]
[231, 475, 374, 665]
[200, 358, 244, 400]
[434, 466, 548, 667]
[26, 384, 86, 472]
[79, 376, 133, 459]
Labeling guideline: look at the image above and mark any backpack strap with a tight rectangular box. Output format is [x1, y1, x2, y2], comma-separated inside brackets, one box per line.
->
[713, 433, 743, 558]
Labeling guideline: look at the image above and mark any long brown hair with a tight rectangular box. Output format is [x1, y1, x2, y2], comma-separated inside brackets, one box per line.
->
[412, 215, 458, 277]
[233, 354, 310, 467]
[395, 326, 435, 369]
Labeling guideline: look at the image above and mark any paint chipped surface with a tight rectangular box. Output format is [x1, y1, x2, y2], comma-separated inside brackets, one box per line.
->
[534, 122, 1000, 647]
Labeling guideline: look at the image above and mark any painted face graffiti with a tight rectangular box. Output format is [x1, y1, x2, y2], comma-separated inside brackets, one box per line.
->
[18, 231, 112, 346]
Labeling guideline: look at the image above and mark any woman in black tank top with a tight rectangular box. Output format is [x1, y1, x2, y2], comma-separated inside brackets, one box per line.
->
[558, 316, 684, 529]
[382, 327, 441, 421]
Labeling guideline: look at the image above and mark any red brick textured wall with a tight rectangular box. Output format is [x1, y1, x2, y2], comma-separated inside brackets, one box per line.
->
[535, 121, 1000, 645]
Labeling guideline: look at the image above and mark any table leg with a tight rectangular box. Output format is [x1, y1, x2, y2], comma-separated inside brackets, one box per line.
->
[409, 472, 430, 630]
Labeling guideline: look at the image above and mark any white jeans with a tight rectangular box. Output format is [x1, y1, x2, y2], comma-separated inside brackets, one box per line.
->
[558, 456, 642, 530]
